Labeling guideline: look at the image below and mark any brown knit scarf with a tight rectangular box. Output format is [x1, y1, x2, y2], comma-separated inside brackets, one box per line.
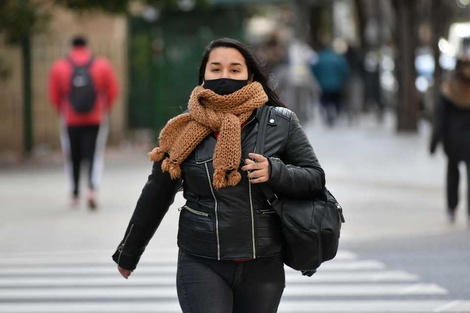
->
[149, 81, 268, 189]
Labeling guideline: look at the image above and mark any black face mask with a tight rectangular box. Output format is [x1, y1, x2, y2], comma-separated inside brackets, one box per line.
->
[203, 78, 248, 95]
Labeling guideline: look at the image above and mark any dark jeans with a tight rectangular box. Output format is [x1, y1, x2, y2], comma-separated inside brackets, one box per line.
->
[67, 125, 99, 196]
[176, 250, 285, 313]
[320, 91, 342, 126]
[447, 157, 470, 215]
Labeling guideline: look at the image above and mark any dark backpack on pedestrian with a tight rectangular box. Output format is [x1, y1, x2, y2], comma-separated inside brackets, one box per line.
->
[256, 106, 346, 277]
[68, 57, 96, 113]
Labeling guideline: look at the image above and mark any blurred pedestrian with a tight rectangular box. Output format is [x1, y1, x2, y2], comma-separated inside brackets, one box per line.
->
[48, 35, 119, 210]
[363, 49, 384, 119]
[344, 42, 365, 124]
[430, 56, 470, 224]
[112, 38, 325, 312]
[277, 39, 319, 123]
[310, 40, 350, 126]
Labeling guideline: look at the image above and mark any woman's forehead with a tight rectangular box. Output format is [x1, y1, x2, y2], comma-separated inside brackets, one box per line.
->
[207, 47, 246, 65]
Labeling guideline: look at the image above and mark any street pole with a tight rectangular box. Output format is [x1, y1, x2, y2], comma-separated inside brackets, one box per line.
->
[21, 0, 33, 157]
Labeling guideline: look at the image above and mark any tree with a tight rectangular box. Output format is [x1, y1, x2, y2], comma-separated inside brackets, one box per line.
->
[0, 0, 49, 156]
[0, 1, 50, 44]
[391, 0, 420, 132]
[429, 1, 454, 118]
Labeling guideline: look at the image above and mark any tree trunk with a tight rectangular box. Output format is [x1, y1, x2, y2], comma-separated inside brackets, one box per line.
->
[308, 3, 332, 50]
[353, 0, 368, 47]
[430, 1, 452, 120]
[392, 0, 419, 132]
[21, 34, 33, 156]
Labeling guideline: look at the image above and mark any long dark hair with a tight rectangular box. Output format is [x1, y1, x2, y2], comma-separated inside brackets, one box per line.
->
[198, 38, 285, 108]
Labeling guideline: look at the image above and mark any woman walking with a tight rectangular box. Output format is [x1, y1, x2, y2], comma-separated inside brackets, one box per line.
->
[112, 38, 325, 312]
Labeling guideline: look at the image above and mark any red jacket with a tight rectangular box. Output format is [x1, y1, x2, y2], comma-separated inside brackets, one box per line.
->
[48, 47, 119, 126]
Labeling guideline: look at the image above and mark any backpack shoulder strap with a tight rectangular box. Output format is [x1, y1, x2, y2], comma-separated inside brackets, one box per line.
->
[254, 105, 281, 210]
[254, 105, 273, 155]
[84, 56, 95, 68]
[66, 57, 76, 68]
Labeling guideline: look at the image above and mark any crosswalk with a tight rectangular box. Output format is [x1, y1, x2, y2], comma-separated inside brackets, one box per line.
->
[0, 249, 469, 313]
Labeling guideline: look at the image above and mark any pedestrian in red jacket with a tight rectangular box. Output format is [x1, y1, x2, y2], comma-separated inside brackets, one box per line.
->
[49, 35, 119, 210]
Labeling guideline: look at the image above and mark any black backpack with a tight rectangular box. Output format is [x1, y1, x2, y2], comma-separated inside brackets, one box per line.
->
[255, 106, 345, 276]
[68, 57, 97, 113]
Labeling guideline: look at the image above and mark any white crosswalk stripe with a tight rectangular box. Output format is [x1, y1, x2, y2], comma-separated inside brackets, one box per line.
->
[0, 249, 469, 313]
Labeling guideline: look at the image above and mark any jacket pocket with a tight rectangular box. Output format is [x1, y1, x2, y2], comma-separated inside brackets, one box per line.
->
[258, 208, 277, 215]
[179, 205, 210, 217]
[177, 205, 216, 258]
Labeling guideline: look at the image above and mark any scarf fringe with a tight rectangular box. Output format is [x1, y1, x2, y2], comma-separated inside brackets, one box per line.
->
[162, 158, 182, 179]
[148, 147, 166, 162]
[149, 148, 182, 180]
[213, 169, 241, 189]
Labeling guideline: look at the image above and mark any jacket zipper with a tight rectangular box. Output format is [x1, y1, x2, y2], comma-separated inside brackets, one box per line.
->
[196, 116, 258, 261]
[242, 157, 257, 259]
[205, 163, 221, 260]
[179, 205, 209, 217]
[251, 127, 261, 259]
[117, 223, 134, 266]
[248, 175, 257, 258]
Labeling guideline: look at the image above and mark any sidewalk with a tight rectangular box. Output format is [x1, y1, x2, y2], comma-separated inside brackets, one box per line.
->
[305, 112, 464, 241]
[0, 112, 466, 256]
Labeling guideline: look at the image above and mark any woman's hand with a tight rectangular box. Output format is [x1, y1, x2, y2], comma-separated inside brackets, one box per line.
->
[118, 266, 133, 279]
[242, 153, 270, 183]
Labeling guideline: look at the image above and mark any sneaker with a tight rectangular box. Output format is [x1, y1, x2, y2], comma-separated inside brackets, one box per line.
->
[87, 191, 98, 211]
[88, 198, 97, 210]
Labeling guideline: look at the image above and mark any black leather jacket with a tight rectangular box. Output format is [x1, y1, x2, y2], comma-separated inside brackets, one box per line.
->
[113, 105, 325, 270]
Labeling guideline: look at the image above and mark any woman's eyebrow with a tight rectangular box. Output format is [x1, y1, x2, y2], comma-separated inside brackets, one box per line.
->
[208, 62, 243, 66]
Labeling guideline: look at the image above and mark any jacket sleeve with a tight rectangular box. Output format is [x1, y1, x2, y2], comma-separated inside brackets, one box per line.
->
[112, 161, 181, 271]
[48, 61, 62, 112]
[267, 110, 325, 198]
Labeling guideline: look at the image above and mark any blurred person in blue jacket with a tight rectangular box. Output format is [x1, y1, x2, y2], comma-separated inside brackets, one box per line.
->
[430, 56, 470, 224]
[310, 40, 350, 126]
